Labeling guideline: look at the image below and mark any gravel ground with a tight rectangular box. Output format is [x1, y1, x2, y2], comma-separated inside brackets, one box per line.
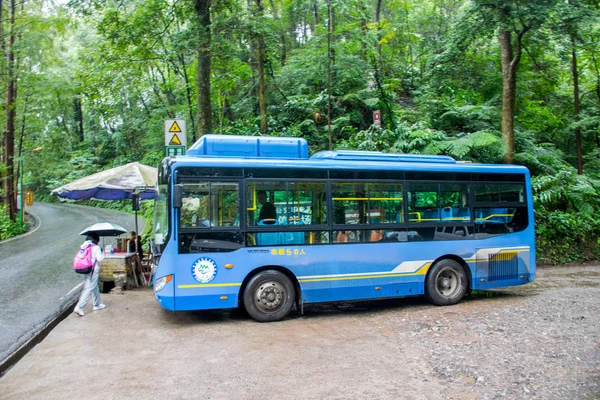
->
[0, 264, 598, 400]
[295, 264, 600, 399]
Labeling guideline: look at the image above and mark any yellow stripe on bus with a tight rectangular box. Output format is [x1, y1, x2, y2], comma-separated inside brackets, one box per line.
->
[299, 264, 431, 283]
[179, 283, 242, 289]
[490, 250, 519, 262]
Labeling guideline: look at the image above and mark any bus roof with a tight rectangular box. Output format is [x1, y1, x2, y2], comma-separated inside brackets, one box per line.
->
[176, 134, 529, 176]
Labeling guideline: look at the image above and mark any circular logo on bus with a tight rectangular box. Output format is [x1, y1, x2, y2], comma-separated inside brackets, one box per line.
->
[191, 257, 218, 283]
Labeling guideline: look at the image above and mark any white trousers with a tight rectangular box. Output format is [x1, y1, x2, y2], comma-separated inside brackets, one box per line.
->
[76, 264, 101, 310]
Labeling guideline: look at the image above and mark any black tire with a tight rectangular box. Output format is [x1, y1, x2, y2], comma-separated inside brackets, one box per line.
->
[243, 270, 295, 322]
[425, 259, 468, 306]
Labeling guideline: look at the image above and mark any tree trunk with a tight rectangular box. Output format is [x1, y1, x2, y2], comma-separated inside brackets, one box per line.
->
[73, 97, 84, 142]
[0, 0, 5, 204]
[372, 0, 394, 129]
[177, 52, 197, 142]
[313, 0, 319, 26]
[4, 0, 17, 220]
[571, 33, 582, 174]
[224, 98, 235, 122]
[195, 0, 212, 138]
[16, 94, 28, 201]
[375, 0, 383, 63]
[359, 2, 367, 61]
[326, 0, 332, 150]
[498, 27, 527, 165]
[255, 0, 267, 132]
[268, 0, 286, 65]
[257, 36, 267, 132]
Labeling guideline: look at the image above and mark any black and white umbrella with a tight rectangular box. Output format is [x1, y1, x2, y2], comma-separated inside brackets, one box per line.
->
[79, 222, 128, 237]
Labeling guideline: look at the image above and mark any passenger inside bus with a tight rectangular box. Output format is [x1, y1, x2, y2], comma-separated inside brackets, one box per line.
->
[257, 190, 277, 222]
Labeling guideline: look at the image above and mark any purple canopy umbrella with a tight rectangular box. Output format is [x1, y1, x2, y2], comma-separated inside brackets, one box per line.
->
[51, 162, 157, 200]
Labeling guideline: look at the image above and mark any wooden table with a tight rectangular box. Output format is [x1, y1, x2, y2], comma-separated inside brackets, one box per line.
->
[99, 252, 138, 292]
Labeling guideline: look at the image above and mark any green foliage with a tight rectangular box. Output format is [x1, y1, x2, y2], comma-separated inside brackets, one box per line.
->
[2, 0, 600, 264]
[345, 121, 505, 163]
[0, 206, 27, 240]
[532, 170, 600, 263]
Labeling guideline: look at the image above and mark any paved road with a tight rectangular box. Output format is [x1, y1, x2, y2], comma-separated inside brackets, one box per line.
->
[0, 202, 146, 366]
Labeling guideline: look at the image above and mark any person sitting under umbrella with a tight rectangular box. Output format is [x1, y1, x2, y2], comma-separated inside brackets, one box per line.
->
[128, 231, 144, 260]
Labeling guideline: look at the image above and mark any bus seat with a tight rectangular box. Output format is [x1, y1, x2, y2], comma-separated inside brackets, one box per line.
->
[278, 216, 303, 244]
[256, 232, 280, 245]
[256, 219, 280, 245]
[423, 209, 440, 221]
[475, 209, 484, 223]
[408, 211, 422, 222]
[395, 211, 402, 223]
[441, 207, 452, 221]
[497, 208, 510, 222]
[489, 208, 508, 222]
[282, 231, 304, 245]
[454, 207, 471, 221]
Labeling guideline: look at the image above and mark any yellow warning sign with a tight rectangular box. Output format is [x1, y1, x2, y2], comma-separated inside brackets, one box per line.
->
[165, 120, 186, 147]
[169, 134, 182, 146]
[169, 121, 182, 133]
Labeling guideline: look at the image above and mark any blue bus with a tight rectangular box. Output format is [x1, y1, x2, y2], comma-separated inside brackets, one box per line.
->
[152, 134, 535, 322]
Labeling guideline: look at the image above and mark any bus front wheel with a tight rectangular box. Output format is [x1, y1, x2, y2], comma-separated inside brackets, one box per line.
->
[425, 259, 467, 306]
[243, 270, 295, 322]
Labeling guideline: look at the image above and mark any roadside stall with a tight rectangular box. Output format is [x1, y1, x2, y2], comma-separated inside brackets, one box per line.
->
[79, 222, 140, 292]
[51, 162, 157, 291]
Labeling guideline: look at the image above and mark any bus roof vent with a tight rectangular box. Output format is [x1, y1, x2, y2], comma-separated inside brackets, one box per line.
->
[310, 150, 456, 164]
[187, 134, 309, 159]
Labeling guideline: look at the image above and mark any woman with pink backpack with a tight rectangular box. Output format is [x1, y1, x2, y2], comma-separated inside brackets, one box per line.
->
[73, 232, 106, 316]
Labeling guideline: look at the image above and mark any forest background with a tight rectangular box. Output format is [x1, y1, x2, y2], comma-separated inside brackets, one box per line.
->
[1, 0, 599, 264]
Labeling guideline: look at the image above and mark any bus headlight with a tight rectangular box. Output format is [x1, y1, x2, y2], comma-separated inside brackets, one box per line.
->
[154, 275, 172, 293]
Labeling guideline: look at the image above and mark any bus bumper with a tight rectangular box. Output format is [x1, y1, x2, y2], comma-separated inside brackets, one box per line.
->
[155, 293, 175, 310]
[174, 288, 239, 311]
[475, 273, 535, 290]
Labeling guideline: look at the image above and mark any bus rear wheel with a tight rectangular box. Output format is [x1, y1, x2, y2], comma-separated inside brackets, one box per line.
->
[425, 259, 467, 306]
[243, 270, 295, 322]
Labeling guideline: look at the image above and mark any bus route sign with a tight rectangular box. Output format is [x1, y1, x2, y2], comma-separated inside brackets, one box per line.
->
[166, 145, 186, 157]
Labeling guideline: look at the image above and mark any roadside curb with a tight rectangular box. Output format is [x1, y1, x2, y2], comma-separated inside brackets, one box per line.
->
[0, 285, 80, 378]
[0, 210, 41, 245]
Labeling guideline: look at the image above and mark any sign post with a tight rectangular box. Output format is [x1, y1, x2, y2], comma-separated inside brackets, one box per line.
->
[165, 120, 187, 156]
[373, 110, 381, 128]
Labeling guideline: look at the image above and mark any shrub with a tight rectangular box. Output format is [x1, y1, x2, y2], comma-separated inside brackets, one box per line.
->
[0, 205, 27, 240]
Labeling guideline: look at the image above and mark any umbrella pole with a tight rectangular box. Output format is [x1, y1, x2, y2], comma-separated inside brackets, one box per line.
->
[134, 209, 140, 287]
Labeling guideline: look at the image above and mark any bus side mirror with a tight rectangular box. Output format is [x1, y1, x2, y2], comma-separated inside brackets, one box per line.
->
[173, 184, 183, 208]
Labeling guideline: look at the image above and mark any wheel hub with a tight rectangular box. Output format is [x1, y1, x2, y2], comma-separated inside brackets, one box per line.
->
[436, 268, 459, 297]
[256, 282, 285, 312]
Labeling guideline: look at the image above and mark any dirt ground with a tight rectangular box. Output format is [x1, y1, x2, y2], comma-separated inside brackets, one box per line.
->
[0, 264, 598, 400]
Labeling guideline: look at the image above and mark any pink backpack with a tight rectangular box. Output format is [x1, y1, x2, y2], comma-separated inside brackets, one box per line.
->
[73, 244, 96, 274]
